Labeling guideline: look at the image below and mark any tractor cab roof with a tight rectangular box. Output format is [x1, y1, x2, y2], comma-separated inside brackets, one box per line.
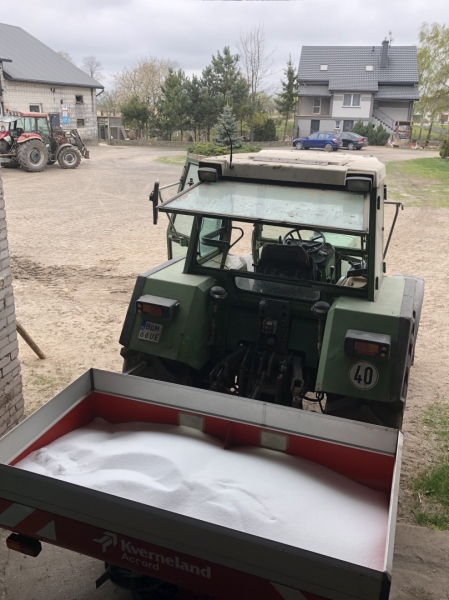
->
[0, 111, 48, 123]
[199, 149, 387, 188]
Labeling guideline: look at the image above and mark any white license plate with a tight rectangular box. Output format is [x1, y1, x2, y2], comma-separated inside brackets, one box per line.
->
[138, 321, 163, 343]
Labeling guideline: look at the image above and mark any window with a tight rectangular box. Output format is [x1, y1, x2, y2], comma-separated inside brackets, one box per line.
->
[343, 94, 361, 107]
[365, 65, 374, 71]
[343, 120, 354, 132]
[313, 98, 321, 114]
[29, 104, 41, 113]
[320, 64, 328, 71]
[75, 95, 84, 104]
[335, 120, 341, 129]
[76, 119, 85, 127]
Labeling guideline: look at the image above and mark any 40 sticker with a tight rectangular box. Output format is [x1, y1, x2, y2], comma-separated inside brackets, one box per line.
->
[349, 361, 379, 390]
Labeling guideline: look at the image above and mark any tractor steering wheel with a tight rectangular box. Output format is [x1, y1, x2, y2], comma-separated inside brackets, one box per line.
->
[282, 229, 326, 254]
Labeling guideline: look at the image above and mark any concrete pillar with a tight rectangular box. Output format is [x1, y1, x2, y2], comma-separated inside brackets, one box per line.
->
[0, 168, 24, 436]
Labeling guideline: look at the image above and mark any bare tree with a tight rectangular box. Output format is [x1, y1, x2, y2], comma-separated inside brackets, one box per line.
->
[113, 56, 176, 117]
[97, 89, 119, 116]
[82, 56, 103, 81]
[238, 24, 275, 105]
[57, 51, 74, 63]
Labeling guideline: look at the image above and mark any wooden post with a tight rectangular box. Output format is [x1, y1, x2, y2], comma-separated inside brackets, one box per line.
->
[16, 321, 46, 360]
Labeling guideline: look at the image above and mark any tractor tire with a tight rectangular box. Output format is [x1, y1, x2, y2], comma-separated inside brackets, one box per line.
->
[58, 146, 81, 169]
[17, 140, 48, 172]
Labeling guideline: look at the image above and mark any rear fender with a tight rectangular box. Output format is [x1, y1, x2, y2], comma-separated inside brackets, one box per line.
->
[17, 134, 44, 144]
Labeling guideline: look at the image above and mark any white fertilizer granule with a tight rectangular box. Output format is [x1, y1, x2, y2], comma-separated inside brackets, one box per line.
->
[16, 418, 389, 570]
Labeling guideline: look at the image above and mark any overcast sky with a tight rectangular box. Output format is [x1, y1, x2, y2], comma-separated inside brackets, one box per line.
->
[1, 0, 447, 90]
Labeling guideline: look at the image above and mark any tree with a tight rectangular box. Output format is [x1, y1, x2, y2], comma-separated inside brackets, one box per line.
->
[214, 106, 242, 148]
[254, 118, 277, 141]
[57, 51, 74, 63]
[97, 89, 119, 116]
[418, 23, 449, 141]
[157, 69, 191, 141]
[238, 24, 274, 99]
[82, 56, 103, 81]
[186, 75, 206, 141]
[121, 96, 150, 137]
[201, 47, 249, 138]
[275, 56, 299, 140]
[113, 57, 175, 126]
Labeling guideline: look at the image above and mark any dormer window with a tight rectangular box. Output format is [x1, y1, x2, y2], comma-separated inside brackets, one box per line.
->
[366, 65, 374, 71]
[320, 64, 328, 71]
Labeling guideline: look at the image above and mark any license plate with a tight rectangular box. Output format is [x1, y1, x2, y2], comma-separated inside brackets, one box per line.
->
[138, 321, 163, 343]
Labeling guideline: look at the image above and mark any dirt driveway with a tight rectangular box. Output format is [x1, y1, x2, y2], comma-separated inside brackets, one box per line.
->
[0, 144, 448, 599]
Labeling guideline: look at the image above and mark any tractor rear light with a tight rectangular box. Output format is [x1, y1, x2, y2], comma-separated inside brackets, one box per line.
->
[344, 330, 391, 360]
[136, 294, 179, 321]
[6, 533, 42, 557]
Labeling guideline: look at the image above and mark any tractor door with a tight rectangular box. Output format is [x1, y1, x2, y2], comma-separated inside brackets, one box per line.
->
[166, 158, 199, 259]
[36, 117, 50, 144]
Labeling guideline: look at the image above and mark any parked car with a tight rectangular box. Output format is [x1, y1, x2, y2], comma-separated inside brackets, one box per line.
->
[338, 132, 368, 150]
[293, 132, 342, 152]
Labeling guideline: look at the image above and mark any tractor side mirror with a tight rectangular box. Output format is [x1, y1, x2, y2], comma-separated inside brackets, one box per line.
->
[150, 180, 160, 225]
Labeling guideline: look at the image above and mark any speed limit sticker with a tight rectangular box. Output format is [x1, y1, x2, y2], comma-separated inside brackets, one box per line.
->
[349, 361, 379, 390]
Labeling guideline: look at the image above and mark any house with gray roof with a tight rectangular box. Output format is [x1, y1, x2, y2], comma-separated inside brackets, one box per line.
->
[0, 23, 103, 141]
[295, 40, 419, 139]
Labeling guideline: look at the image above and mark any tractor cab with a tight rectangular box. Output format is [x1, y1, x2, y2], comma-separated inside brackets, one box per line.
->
[120, 150, 423, 429]
[1, 112, 51, 147]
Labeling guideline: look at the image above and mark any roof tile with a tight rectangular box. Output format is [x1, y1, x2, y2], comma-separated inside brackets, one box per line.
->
[0, 22, 102, 88]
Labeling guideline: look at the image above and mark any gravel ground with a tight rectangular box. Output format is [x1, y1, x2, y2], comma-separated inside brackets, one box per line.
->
[0, 144, 447, 599]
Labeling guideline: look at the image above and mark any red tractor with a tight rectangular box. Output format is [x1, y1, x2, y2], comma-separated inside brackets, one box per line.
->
[0, 110, 89, 172]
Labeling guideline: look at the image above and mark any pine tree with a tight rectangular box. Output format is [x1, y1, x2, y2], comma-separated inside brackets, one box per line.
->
[157, 69, 191, 140]
[275, 55, 299, 140]
[214, 106, 242, 148]
[202, 47, 249, 139]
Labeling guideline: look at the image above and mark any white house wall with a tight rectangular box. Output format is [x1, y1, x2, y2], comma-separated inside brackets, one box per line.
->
[377, 101, 410, 122]
[3, 81, 98, 141]
[331, 93, 372, 120]
[298, 96, 331, 116]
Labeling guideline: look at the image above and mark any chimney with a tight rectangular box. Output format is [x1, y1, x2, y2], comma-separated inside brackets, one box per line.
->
[380, 40, 389, 68]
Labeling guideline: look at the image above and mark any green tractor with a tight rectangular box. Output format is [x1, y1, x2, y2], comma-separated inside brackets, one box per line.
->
[120, 150, 423, 429]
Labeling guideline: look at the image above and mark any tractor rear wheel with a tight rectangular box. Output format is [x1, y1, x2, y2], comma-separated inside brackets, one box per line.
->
[17, 140, 48, 172]
[58, 146, 81, 169]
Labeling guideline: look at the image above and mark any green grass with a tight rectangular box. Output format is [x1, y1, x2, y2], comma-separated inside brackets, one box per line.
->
[386, 158, 449, 208]
[412, 124, 448, 142]
[155, 154, 187, 166]
[413, 401, 449, 529]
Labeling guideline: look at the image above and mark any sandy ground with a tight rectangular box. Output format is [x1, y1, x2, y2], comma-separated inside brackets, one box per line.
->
[1, 144, 448, 599]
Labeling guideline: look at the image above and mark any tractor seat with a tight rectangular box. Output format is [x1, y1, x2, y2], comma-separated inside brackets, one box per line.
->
[256, 243, 318, 281]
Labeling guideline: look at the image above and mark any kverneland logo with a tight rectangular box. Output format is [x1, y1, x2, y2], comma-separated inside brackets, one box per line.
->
[93, 531, 118, 552]
[93, 532, 211, 579]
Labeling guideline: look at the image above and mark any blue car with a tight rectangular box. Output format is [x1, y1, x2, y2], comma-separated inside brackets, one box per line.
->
[293, 132, 341, 152]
